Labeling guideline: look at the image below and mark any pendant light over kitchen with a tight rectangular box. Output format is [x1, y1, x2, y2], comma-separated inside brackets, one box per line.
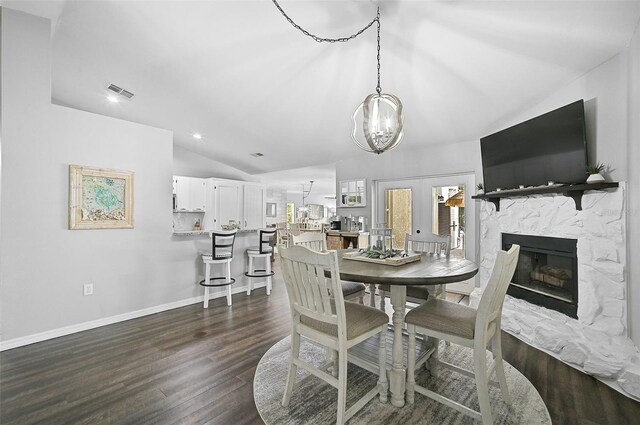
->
[272, 1, 404, 155]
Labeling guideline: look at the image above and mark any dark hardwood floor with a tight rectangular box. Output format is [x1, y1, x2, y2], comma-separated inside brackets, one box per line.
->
[2, 268, 639, 424]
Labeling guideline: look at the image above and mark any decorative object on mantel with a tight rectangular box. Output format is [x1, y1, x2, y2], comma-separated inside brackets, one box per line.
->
[586, 162, 607, 184]
[272, 1, 403, 154]
[476, 183, 484, 195]
[472, 182, 619, 211]
[68, 165, 134, 230]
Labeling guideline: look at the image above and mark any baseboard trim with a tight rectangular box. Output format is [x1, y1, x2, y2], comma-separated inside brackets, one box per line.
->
[0, 282, 268, 351]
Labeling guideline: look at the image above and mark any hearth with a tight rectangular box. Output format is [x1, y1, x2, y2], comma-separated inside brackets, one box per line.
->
[502, 233, 578, 318]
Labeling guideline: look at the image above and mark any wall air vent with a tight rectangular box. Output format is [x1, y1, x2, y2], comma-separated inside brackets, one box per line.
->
[106, 83, 135, 100]
[250, 153, 265, 157]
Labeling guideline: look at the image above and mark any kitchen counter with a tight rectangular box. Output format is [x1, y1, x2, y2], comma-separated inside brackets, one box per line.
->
[325, 230, 365, 237]
[173, 230, 209, 236]
[172, 228, 263, 236]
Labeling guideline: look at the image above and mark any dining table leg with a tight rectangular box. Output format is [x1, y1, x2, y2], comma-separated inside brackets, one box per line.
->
[368, 283, 376, 308]
[389, 285, 407, 407]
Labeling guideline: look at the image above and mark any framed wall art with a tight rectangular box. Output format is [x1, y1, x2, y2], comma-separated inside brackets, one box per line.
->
[69, 165, 134, 230]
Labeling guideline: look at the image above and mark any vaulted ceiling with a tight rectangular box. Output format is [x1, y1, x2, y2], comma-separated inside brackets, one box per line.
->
[7, 1, 640, 181]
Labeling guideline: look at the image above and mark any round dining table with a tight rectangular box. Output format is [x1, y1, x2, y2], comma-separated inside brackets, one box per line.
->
[334, 250, 479, 407]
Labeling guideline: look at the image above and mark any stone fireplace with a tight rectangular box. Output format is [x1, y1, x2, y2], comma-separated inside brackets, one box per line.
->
[478, 184, 640, 399]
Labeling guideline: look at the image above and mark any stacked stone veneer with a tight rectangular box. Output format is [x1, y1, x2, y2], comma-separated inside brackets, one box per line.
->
[478, 184, 640, 400]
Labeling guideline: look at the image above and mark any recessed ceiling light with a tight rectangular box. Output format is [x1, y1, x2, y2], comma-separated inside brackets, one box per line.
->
[107, 95, 119, 103]
[193, 133, 203, 140]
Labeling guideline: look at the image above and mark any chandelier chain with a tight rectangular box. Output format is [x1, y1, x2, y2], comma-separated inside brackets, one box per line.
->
[272, 0, 379, 43]
[272, 0, 381, 92]
[376, 9, 381, 94]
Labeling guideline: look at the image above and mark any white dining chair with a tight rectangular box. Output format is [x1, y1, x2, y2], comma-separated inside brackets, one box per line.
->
[405, 244, 520, 425]
[291, 232, 367, 304]
[378, 233, 450, 311]
[278, 245, 389, 424]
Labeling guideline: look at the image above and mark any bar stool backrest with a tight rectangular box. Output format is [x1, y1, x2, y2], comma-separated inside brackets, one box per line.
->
[211, 229, 237, 258]
[258, 228, 277, 254]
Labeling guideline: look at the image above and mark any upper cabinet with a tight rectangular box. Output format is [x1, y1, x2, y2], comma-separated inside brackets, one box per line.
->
[205, 179, 266, 230]
[173, 176, 206, 212]
[213, 180, 242, 228]
[339, 179, 366, 207]
[243, 183, 266, 230]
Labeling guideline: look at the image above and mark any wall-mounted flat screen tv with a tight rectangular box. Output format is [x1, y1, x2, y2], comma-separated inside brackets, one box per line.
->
[480, 100, 588, 193]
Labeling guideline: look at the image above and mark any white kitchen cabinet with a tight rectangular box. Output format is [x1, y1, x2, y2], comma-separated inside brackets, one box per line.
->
[207, 180, 266, 230]
[213, 180, 242, 228]
[173, 176, 206, 212]
[243, 183, 266, 230]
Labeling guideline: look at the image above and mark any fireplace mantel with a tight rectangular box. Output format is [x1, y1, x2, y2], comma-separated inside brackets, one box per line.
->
[472, 182, 619, 211]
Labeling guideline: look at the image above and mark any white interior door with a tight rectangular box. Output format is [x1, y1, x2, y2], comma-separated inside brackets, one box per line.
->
[375, 174, 476, 294]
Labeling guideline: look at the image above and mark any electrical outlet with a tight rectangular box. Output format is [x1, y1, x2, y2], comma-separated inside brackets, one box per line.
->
[83, 283, 94, 296]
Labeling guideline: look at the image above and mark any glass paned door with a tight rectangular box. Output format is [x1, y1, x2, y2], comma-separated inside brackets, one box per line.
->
[376, 174, 476, 294]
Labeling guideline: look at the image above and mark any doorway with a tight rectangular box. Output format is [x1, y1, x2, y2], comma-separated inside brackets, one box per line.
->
[375, 174, 476, 294]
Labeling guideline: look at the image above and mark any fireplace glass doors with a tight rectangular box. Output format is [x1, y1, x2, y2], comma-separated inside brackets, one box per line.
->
[502, 233, 578, 318]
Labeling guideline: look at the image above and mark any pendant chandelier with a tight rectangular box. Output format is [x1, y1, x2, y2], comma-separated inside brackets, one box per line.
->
[272, 1, 404, 155]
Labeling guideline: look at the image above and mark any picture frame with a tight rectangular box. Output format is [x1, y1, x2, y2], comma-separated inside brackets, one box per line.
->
[266, 202, 277, 217]
[339, 179, 367, 207]
[69, 165, 134, 230]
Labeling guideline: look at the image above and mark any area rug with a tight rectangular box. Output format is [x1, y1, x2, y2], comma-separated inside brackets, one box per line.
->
[254, 336, 551, 425]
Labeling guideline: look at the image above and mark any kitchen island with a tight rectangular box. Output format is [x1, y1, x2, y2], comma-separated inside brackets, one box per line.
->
[172, 229, 272, 304]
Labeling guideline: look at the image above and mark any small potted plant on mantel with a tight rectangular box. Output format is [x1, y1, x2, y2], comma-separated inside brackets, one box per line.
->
[476, 183, 484, 195]
[586, 162, 607, 184]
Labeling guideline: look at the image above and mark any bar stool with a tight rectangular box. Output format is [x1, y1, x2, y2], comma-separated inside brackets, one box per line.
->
[245, 228, 277, 296]
[200, 229, 237, 308]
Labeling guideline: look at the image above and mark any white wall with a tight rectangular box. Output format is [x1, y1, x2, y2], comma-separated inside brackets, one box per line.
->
[173, 145, 258, 182]
[0, 10, 205, 344]
[501, 53, 629, 183]
[627, 24, 640, 346]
